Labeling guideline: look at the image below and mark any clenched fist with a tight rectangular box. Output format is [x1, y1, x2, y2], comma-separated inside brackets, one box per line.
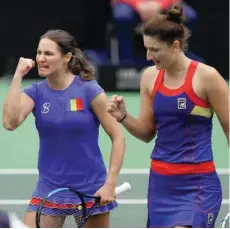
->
[106, 95, 127, 122]
[14, 58, 35, 78]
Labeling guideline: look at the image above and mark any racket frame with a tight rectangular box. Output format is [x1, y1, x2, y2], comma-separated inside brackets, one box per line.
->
[35, 188, 101, 228]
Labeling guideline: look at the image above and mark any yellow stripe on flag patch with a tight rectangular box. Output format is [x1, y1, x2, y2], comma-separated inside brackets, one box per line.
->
[70, 98, 83, 111]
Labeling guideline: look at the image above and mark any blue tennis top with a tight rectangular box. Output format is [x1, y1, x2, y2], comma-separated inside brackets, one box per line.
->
[151, 60, 214, 165]
[23, 75, 106, 193]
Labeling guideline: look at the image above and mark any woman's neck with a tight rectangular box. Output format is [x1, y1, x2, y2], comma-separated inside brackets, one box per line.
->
[165, 54, 191, 78]
[47, 71, 75, 90]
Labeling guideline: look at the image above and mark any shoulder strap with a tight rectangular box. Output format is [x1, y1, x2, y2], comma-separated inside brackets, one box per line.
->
[184, 60, 199, 87]
[152, 69, 164, 99]
[185, 60, 210, 107]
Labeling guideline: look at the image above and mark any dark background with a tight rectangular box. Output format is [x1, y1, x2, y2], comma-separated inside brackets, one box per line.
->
[0, 0, 228, 80]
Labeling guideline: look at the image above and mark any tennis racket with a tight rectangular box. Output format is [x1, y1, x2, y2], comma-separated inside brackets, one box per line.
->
[35, 182, 131, 228]
[220, 213, 230, 228]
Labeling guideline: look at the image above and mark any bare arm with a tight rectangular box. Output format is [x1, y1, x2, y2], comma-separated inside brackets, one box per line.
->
[91, 93, 126, 186]
[3, 58, 35, 131]
[120, 68, 156, 143]
[3, 77, 34, 131]
[205, 68, 229, 145]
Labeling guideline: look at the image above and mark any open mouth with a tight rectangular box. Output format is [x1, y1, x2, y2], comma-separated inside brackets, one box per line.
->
[39, 66, 49, 70]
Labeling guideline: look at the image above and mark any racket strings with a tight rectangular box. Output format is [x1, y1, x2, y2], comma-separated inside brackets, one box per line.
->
[38, 206, 85, 228]
[36, 193, 96, 228]
[36, 182, 131, 227]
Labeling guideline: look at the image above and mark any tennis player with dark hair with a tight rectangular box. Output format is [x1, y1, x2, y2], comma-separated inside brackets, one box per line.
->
[3, 29, 125, 228]
[107, 5, 229, 228]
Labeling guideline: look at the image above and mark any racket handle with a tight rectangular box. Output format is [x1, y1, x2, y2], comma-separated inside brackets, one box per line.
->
[115, 182, 131, 196]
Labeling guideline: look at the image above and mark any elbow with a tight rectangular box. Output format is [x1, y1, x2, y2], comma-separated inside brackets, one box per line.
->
[2, 111, 16, 131]
[3, 122, 16, 131]
[2, 118, 17, 131]
[142, 137, 153, 143]
[3, 125, 16, 131]
[142, 130, 156, 143]
[143, 138, 152, 143]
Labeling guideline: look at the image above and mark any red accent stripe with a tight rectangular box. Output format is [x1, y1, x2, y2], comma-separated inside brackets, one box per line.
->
[159, 83, 185, 96]
[184, 60, 198, 86]
[152, 70, 164, 100]
[76, 98, 83, 111]
[184, 61, 210, 108]
[185, 122, 188, 163]
[30, 198, 94, 209]
[151, 160, 215, 175]
[151, 61, 210, 107]
[158, 60, 195, 96]
[186, 88, 210, 108]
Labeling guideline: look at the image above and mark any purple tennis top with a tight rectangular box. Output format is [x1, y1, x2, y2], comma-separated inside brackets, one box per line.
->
[23, 75, 107, 193]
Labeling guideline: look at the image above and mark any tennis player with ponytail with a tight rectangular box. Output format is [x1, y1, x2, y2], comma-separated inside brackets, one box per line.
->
[107, 5, 229, 228]
[3, 29, 125, 228]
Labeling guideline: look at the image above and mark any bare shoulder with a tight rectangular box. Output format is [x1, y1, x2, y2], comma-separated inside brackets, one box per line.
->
[140, 66, 159, 94]
[195, 62, 228, 102]
[141, 65, 158, 82]
[196, 62, 222, 81]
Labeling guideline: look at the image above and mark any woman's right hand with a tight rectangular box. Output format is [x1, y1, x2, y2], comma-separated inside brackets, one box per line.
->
[106, 95, 127, 122]
[14, 57, 35, 78]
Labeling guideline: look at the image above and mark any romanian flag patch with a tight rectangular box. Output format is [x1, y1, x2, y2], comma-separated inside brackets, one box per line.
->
[70, 98, 83, 111]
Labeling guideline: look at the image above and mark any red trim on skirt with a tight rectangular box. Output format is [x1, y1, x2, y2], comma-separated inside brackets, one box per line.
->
[151, 160, 215, 175]
[30, 197, 94, 209]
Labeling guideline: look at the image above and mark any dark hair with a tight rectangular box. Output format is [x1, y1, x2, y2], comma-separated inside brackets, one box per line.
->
[140, 4, 190, 50]
[40, 29, 95, 80]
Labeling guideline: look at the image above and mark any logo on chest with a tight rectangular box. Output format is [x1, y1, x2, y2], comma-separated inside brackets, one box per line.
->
[177, 98, 186, 110]
[41, 102, 51, 114]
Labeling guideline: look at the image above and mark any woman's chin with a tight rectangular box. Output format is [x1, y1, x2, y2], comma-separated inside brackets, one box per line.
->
[38, 72, 48, 77]
[155, 63, 163, 70]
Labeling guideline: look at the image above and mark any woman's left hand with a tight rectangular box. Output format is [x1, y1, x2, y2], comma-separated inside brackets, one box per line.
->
[94, 183, 116, 206]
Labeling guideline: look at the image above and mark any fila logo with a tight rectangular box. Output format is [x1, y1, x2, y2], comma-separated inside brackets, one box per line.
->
[41, 102, 51, 114]
[178, 98, 186, 110]
[208, 213, 214, 225]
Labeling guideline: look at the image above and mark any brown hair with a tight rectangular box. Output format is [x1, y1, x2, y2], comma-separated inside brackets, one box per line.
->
[40, 29, 95, 80]
[141, 5, 190, 50]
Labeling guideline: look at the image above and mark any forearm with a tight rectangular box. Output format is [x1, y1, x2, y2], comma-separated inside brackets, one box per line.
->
[121, 113, 155, 143]
[3, 76, 23, 128]
[106, 135, 126, 186]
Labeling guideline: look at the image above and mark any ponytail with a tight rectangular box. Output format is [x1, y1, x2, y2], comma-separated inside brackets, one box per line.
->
[69, 48, 95, 80]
